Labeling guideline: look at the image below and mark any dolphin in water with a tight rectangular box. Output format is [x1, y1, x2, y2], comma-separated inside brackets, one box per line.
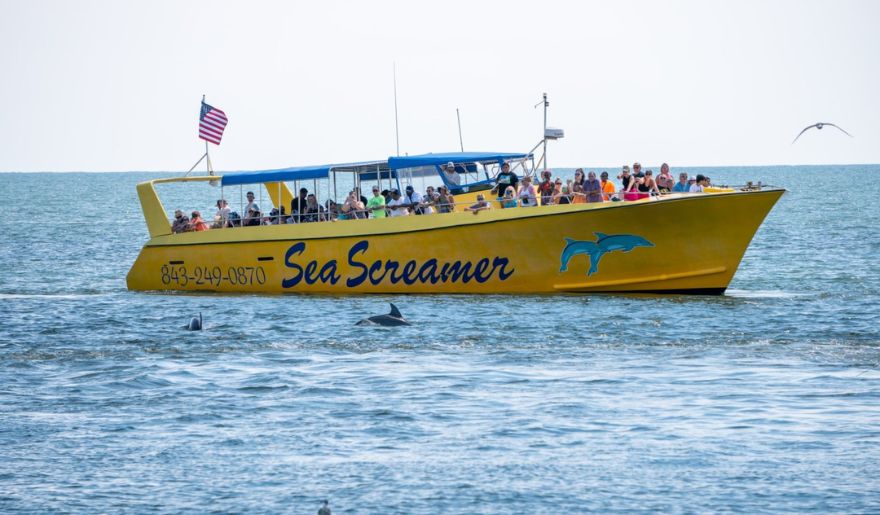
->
[356, 303, 410, 326]
[560, 233, 654, 276]
[185, 312, 203, 331]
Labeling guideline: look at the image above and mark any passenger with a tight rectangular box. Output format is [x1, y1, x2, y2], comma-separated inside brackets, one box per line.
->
[640, 170, 660, 196]
[436, 185, 455, 213]
[618, 165, 634, 192]
[492, 162, 519, 198]
[213, 199, 231, 228]
[244, 191, 260, 225]
[244, 208, 262, 226]
[623, 169, 641, 201]
[538, 170, 554, 205]
[291, 188, 308, 223]
[302, 193, 326, 222]
[465, 193, 491, 214]
[672, 172, 690, 193]
[386, 188, 409, 217]
[656, 163, 673, 193]
[189, 210, 209, 231]
[324, 199, 339, 221]
[571, 168, 586, 204]
[549, 178, 564, 204]
[517, 176, 538, 207]
[171, 209, 190, 233]
[690, 174, 708, 193]
[553, 180, 572, 205]
[404, 185, 425, 215]
[632, 162, 644, 179]
[584, 171, 603, 203]
[381, 189, 391, 204]
[501, 186, 518, 208]
[267, 207, 284, 224]
[422, 186, 437, 214]
[442, 161, 460, 186]
[600, 171, 617, 201]
[367, 186, 387, 219]
[342, 190, 366, 219]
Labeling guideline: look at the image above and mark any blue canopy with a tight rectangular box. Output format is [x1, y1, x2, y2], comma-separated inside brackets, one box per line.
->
[387, 152, 531, 170]
[221, 160, 387, 187]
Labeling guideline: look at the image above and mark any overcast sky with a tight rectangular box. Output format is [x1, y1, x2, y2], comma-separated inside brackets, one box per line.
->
[1, 0, 877, 171]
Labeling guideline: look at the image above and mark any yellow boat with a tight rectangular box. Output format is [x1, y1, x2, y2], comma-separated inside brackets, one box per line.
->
[126, 152, 783, 294]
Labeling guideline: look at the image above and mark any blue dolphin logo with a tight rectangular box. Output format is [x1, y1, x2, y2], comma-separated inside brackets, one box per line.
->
[559, 232, 655, 276]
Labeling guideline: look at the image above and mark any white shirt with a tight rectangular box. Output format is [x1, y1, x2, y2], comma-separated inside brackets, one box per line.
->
[518, 184, 537, 207]
[387, 197, 409, 217]
[215, 206, 231, 222]
[689, 184, 704, 193]
[443, 170, 460, 186]
[405, 191, 424, 214]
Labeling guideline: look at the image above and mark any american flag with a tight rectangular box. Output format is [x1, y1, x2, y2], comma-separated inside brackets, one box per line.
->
[199, 101, 228, 145]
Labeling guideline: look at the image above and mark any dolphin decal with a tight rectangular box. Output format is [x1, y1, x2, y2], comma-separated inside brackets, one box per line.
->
[559, 232, 654, 276]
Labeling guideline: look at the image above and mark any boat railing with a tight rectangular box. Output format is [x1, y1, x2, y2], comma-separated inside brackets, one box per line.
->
[171, 184, 774, 232]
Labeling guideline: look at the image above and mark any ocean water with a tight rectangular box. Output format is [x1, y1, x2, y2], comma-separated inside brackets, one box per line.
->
[0, 165, 878, 513]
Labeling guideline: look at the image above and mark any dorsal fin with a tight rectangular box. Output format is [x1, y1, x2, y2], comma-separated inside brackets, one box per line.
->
[594, 232, 608, 240]
[564, 237, 576, 244]
[389, 303, 403, 318]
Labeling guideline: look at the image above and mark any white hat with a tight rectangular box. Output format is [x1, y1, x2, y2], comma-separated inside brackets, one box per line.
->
[447, 161, 455, 168]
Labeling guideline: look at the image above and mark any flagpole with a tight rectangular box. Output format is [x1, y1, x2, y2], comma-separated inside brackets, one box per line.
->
[203, 95, 214, 175]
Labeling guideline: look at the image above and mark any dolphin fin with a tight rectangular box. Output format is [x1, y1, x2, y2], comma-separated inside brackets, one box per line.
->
[594, 232, 608, 240]
[389, 303, 402, 318]
[563, 237, 576, 245]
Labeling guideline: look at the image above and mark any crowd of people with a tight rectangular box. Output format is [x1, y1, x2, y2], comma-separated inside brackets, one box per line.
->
[171, 162, 713, 232]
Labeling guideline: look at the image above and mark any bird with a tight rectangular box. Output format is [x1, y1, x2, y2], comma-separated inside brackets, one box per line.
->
[792, 122, 853, 144]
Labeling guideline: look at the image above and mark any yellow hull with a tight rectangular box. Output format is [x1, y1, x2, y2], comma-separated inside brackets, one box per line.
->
[126, 189, 783, 294]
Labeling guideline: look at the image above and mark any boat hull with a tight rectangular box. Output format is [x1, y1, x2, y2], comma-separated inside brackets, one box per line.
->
[126, 189, 783, 294]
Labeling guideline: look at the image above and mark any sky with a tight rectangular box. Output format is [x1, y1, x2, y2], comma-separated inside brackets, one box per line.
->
[0, 0, 877, 172]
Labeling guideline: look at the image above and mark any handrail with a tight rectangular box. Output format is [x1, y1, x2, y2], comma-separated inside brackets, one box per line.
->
[166, 185, 778, 233]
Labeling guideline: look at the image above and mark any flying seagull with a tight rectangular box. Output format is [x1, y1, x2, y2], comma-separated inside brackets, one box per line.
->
[792, 122, 853, 144]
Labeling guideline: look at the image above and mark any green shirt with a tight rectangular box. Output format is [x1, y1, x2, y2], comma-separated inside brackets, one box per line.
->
[367, 195, 386, 218]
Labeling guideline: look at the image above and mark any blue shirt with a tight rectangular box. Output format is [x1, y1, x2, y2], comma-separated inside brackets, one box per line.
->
[672, 181, 689, 193]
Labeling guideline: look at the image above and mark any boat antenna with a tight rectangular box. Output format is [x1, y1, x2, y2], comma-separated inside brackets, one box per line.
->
[393, 62, 400, 157]
[533, 92, 548, 170]
[456, 108, 464, 152]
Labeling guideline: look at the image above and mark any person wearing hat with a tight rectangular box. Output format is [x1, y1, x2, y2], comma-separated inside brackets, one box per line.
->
[404, 185, 425, 215]
[171, 209, 190, 233]
[386, 188, 409, 217]
[600, 171, 616, 201]
[442, 161, 460, 186]
[672, 172, 690, 193]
